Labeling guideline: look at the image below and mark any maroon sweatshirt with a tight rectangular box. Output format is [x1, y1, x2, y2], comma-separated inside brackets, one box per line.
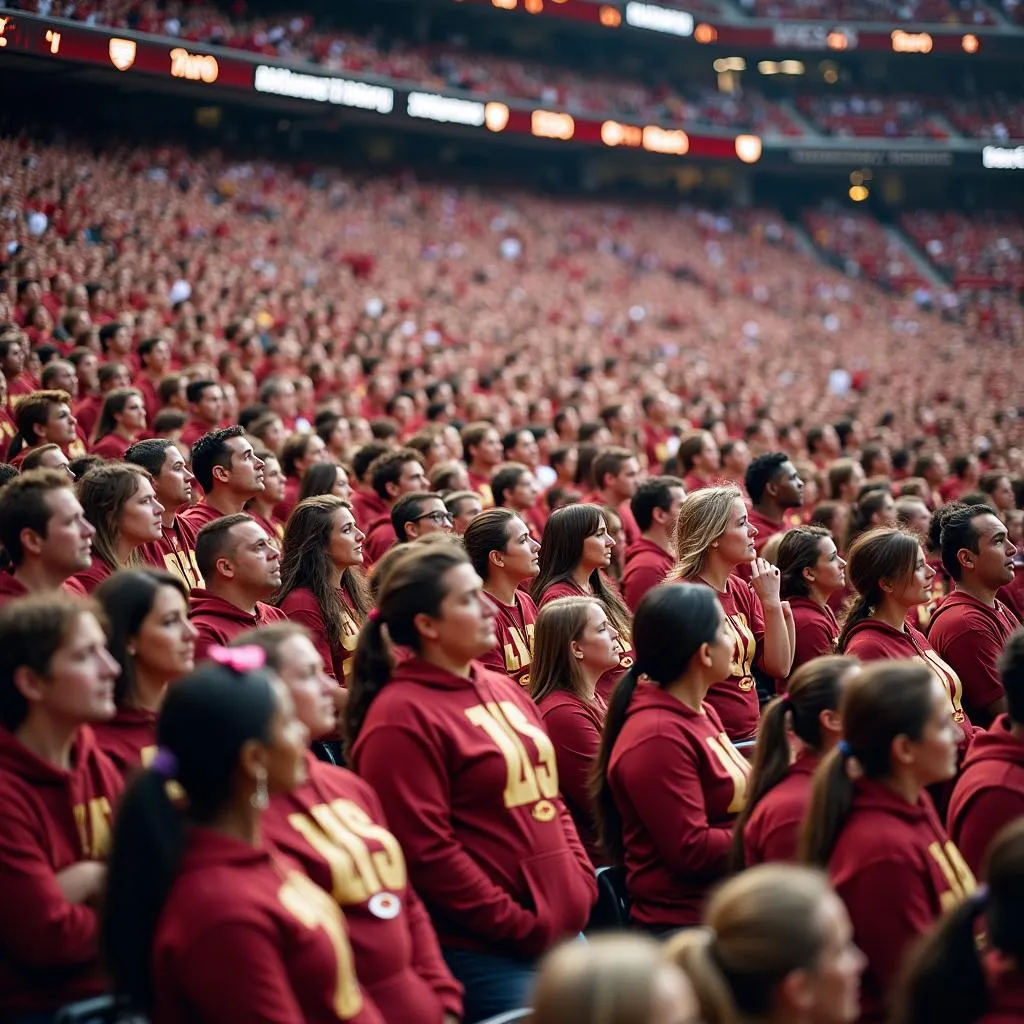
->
[92, 706, 158, 778]
[350, 490, 389, 533]
[686, 574, 765, 742]
[478, 590, 538, 688]
[742, 748, 819, 867]
[997, 570, 1024, 624]
[537, 689, 607, 866]
[606, 684, 750, 929]
[927, 591, 1018, 724]
[0, 725, 124, 1016]
[140, 517, 203, 591]
[177, 500, 226, 535]
[350, 659, 596, 958]
[0, 573, 85, 607]
[362, 518, 397, 568]
[263, 755, 463, 1024]
[947, 715, 1024, 879]
[788, 596, 839, 679]
[538, 580, 634, 702]
[69, 555, 114, 595]
[621, 538, 673, 613]
[277, 586, 362, 686]
[826, 779, 976, 1022]
[152, 828, 383, 1024]
[983, 956, 1024, 1023]
[189, 589, 287, 661]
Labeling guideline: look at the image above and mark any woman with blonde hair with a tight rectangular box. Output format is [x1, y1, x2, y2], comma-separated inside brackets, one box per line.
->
[666, 486, 794, 743]
[665, 864, 865, 1024]
[531, 596, 623, 864]
[532, 934, 700, 1024]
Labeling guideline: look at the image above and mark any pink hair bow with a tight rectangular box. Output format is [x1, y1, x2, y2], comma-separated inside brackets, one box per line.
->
[208, 645, 267, 673]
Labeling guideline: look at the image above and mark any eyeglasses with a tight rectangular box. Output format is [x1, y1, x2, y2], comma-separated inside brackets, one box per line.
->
[413, 510, 454, 526]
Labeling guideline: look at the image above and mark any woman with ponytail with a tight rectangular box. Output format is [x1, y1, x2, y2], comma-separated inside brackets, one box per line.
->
[800, 660, 975, 1022]
[103, 651, 382, 1023]
[234, 624, 463, 1024]
[894, 818, 1024, 1024]
[346, 536, 595, 1024]
[665, 864, 865, 1024]
[777, 526, 848, 678]
[531, 504, 634, 700]
[665, 486, 794, 742]
[735, 655, 858, 868]
[593, 583, 750, 932]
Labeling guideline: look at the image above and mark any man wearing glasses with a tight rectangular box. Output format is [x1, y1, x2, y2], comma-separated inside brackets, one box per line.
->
[391, 492, 456, 547]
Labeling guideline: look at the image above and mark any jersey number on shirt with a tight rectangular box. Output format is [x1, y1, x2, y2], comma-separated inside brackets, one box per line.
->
[278, 870, 363, 1019]
[288, 798, 406, 905]
[704, 733, 751, 814]
[927, 841, 977, 911]
[73, 797, 113, 859]
[723, 613, 756, 692]
[466, 701, 559, 810]
[340, 612, 360, 685]
[503, 623, 536, 678]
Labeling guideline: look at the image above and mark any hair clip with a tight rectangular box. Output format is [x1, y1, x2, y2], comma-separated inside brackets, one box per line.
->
[837, 740, 853, 758]
[151, 747, 178, 779]
[208, 645, 267, 673]
[368, 607, 380, 622]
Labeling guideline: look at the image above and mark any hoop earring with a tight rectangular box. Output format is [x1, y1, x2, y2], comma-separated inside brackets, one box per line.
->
[250, 766, 269, 811]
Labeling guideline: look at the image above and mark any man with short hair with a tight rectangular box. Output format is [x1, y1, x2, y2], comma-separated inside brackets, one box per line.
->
[444, 490, 484, 536]
[895, 497, 932, 540]
[583, 446, 642, 546]
[179, 427, 265, 533]
[189, 514, 286, 660]
[948, 629, 1024, 877]
[134, 337, 172, 419]
[73, 361, 131, 441]
[349, 440, 391, 531]
[10, 390, 84, 465]
[180, 379, 225, 448]
[622, 476, 686, 612]
[719, 439, 751, 493]
[745, 452, 805, 557]
[361, 448, 429, 565]
[462, 421, 504, 504]
[391, 492, 454, 545]
[0, 469, 95, 602]
[39, 360, 79, 399]
[492, 462, 543, 539]
[677, 430, 721, 494]
[259, 375, 299, 432]
[126, 438, 202, 589]
[927, 504, 1020, 727]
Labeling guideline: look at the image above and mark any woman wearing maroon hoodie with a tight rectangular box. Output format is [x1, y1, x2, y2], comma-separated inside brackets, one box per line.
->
[0, 594, 123, 1021]
[735, 655, 857, 868]
[948, 630, 1024, 878]
[93, 569, 198, 776]
[802, 660, 976, 1023]
[893, 818, 1024, 1024]
[104, 653, 383, 1024]
[593, 583, 751, 933]
[347, 538, 596, 1024]
[530, 597, 623, 866]
[236, 623, 463, 1024]
[273, 496, 369, 688]
[530, 504, 634, 701]
[777, 526, 848, 680]
[665, 486, 795, 742]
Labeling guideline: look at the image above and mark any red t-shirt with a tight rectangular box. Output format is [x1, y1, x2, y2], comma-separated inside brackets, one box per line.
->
[69, 556, 114, 595]
[177, 500, 226, 535]
[350, 489, 389, 533]
[787, 596, 839, 679]
[89, 433, 133, 460]
[742, 748, 819, 867]
[478, 590, 538, 688]
[621, 538, 673, 613]
[262, 755, 462, 1024]
[996, 569, 1024, 624]
[362, 518, 397, 568]
[139, 518, 202, 591]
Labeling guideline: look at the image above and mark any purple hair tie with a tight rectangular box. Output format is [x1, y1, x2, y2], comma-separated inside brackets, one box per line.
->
[208, 645, 266, 673]
[151, 747, 178, 779]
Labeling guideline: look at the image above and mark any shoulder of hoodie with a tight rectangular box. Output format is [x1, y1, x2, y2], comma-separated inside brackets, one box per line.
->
[612, 696, 713, 761]
[929, 595, 1008, 635]
[833, 801, 939, 870]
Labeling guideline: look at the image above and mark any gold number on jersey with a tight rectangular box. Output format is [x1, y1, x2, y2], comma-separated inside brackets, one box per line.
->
[705, 733, 751, 814]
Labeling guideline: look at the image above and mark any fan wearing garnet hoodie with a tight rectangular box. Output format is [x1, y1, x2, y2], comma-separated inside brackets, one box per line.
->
[179, 426, 266, 535]
[776, 526, 847, 680]
[735, 656, 857, 869]
[7, 388, 80, 466]
[581, 447, 641, 548]
[665, 487, 795, 743]
[530, 504, 635, 702]
[189, 514, 287, 661]
[360, 448, 429, 567]
[801, 661, 975, 1024]
[639, 391, 677, 472]
[0, 333, 34, 399]
[89, 387, 147, 460]
[245, 450, 287, 545]
[93, 569, 197, 778]
[465, 509, 541, 688]
[0, 468, 95, 605]
[947, 631, 1024, 879]
[894, 818, 1024, 1024]
[743, 452, 805, 567]
[179, 379, 226, 450]
[133, 336, 172, 422]
[677, 430, 721, 495]
[349, 441, 391, 532]
[531, 597, 622, 866]
[276, 431, 330, 523]
[594, 583, 751, 932]
[74, 360, 132, 443]
[238, 623, 464, 1024]
[103, 657, 383, 1024]
[927, 505, 1019, 728]
[492, 462, 544, 542]
[0, 595, 123, 1019]
[461, 421, 504, 507]
[622, 476, 686, 613]
[347, 539, 596, 1024]
[127, 439, 202, 590]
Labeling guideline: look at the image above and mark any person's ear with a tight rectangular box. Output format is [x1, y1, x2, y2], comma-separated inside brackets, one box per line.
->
[778, 968, 815, 1015]
[819, 707, 842, 736]
[212, 462, 231, 485]
[215, 555, 235, 581]
[488, 549, 505, 569]
[891, 733, 916, 766]
[698, 641, 714, 668]
[413, 611, 441, 643]
[19, 527, 44, 558]
[12, 665, 46, 708]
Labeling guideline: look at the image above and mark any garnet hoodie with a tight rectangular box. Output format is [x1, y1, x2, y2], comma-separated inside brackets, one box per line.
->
[93, 706, 158, 778]
[478, 590, 538, 688]
[947, 715, 1024, 878]
[0, 725, 124, 1015]
[742, 748, 819, 867]
[277, 586, 361, 685]
[350, 659, 596, 958]
[621, 538, 674, 613]
[189, 588, 287, 661]
[362, 517, 397, 568]
[787, 596, 839, 679]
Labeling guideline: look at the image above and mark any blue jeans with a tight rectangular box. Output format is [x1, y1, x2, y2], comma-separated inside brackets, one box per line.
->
[441, 946, 536, 1023]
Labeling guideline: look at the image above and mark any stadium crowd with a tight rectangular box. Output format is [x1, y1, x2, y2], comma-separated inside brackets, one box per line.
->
[0, 75, 1023, 1024]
